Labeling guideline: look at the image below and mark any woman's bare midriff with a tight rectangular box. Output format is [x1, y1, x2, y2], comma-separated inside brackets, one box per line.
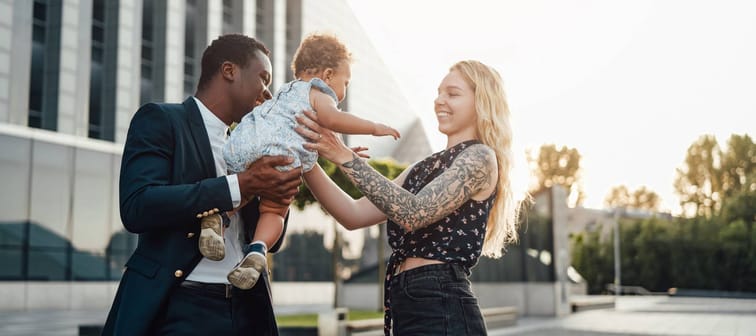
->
[395, 257, 445, 275]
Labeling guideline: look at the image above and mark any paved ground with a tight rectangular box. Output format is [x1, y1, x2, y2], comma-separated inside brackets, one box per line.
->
[1, 296, 754, 335]
[490, 296, 756, 336]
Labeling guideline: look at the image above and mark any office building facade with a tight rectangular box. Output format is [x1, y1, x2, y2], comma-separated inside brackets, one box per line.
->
[0, 0, 430, 311]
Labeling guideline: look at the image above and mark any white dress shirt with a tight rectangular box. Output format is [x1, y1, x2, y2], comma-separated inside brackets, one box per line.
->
[187, 97, 245, 284]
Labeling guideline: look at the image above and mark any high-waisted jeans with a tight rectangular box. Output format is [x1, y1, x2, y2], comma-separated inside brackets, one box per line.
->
[388, 263, 487, 335]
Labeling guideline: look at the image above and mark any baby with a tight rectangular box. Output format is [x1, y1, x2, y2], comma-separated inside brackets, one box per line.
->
[198, 34, 400, 290]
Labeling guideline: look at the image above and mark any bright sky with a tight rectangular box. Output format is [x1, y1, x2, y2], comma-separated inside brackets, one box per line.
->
[347, 0, 756, 214]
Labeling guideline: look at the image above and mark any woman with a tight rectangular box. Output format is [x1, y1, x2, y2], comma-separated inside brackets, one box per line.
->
[296, 60, 520, 335]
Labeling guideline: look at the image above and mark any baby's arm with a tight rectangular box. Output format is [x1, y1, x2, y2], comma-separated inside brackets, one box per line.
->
[311, 90, 400, 139]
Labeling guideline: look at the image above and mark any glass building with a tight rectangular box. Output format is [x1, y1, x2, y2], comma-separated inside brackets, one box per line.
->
[0, 0, 430, 311]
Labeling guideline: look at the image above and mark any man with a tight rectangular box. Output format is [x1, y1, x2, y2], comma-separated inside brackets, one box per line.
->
[103, 34, 301, 335]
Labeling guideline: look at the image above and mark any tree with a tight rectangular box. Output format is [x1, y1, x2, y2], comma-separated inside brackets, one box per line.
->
[571, 230, 614, 294]
[604, 185, 631, 209]
[720, 134, 755, 200]
[675, 133, 754, 218]
[527, 144, 584, 206]
[632, 186, 661, 211]
[604, 185, 661, 211]
[674, 135, 724, 217]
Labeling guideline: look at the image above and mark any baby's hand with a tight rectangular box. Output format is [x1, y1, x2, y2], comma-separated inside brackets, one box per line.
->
[373, 123, 401, 140]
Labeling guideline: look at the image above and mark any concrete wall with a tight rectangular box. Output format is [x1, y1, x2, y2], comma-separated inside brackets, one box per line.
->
[0, 282, 119, 312]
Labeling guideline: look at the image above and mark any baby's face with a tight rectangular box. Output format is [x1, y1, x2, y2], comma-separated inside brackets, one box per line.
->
[327, 62, 351, 102]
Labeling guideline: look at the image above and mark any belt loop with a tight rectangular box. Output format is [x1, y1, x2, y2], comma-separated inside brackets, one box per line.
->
[450, 263, 468, 280]
[225, 284, 232, 299]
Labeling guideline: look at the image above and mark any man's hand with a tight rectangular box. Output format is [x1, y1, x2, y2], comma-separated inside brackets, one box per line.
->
[237, 156, 302, 205]
[373, 123, 401, 140]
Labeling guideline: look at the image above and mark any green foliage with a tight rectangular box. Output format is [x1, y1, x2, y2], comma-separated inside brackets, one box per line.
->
[276, 314, 318, 327]
[527, 144, 584, 206]
[718, 220, 751, 290]
[720, 188, 756, 225]
[674, 135, 722, 217]
[571, 230, 614, 293]
[720, 134, 755, 200]
[347, 310, 383, 320]
[276, 310, 383, 327]
[292, 157, 408, 211]
[571, 207, 756, 294]
[675, 133, 754, 218]
[573, 132, 753, 294]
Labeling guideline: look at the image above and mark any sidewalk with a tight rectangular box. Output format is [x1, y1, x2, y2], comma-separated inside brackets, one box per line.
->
[490, 296, 756, 336]
[1, 297, 754, 335]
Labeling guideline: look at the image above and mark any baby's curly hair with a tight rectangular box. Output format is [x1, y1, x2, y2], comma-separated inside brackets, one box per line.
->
[291, 34, 352, 77]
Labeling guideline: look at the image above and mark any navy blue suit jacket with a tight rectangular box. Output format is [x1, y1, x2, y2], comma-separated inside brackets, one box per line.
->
[103, 98, 286, 335]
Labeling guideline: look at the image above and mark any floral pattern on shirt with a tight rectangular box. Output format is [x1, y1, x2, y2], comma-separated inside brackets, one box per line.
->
[382, 139, 495, 335]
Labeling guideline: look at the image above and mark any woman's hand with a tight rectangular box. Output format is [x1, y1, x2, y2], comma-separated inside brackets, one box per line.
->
[295, 110, 357, 165]
[350, 146, 371, 159]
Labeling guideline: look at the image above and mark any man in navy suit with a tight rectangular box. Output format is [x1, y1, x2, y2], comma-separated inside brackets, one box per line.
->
[103, 34, 302, 335]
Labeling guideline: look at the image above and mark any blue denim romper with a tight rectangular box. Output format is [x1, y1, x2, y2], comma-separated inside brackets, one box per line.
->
[223, 78, 337, 173]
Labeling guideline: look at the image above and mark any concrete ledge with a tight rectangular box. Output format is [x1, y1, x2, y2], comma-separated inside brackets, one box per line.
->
[78, 325, 104, 336]
[345, 318, 383, 333]
[482, 306, 518, 328]
[571, 296, 616, 312]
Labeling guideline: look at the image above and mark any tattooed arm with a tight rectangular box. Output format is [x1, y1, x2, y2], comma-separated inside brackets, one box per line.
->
[293, 110, 495, 232]
[303, 162, 415, 230]
[340, 144, 497, 232]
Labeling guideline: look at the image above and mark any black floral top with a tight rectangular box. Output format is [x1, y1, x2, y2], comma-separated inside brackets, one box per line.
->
[383, 140, 495, 335]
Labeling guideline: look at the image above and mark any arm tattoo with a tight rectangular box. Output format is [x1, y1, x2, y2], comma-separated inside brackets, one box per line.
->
[340, 145, 495, 232]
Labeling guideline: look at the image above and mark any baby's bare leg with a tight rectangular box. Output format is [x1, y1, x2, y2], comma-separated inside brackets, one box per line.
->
[227, 200, 289, 290]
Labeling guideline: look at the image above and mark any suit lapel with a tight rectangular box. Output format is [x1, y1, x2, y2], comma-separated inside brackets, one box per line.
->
[183, 98, 217, 178]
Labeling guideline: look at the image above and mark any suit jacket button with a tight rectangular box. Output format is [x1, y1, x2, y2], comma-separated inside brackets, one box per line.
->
[187, 232, 195, 238]
[174, 270, 184, 278]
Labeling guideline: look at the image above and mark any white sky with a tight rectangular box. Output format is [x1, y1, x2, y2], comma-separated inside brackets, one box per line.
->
[346, 0, 756, 214]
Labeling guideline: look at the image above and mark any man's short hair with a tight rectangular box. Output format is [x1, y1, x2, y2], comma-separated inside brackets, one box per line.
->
[197, 34, 270, 91]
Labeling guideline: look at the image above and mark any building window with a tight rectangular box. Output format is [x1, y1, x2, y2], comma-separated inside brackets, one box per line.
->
[284, 0, 302, 83]
[222, 0, 234, 33]
[184, 1, 197, 96]
[28, 0, 60, 131]
[256, 0, 272, 47]
[88, 0, 105, 139]
[0, 135, 139, 282]
[256, 0, 265, 34]
[139, 0, 154, 105]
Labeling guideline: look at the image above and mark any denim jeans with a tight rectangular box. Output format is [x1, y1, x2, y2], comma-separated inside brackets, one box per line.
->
[389, 263, 487, 335]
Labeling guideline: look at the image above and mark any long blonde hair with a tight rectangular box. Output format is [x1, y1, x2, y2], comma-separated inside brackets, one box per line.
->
[451, 60, 519, 258]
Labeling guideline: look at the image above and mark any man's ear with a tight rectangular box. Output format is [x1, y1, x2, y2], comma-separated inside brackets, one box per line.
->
[221, 61, 236, 81]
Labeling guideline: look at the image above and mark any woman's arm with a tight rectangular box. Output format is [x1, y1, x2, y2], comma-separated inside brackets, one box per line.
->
[303, 164, 386, 230]
[340, 145, 496, 232]
[296, 111, 496, 232]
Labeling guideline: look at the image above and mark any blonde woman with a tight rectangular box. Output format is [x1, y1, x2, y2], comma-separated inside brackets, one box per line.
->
[296, 60, 520, 335]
